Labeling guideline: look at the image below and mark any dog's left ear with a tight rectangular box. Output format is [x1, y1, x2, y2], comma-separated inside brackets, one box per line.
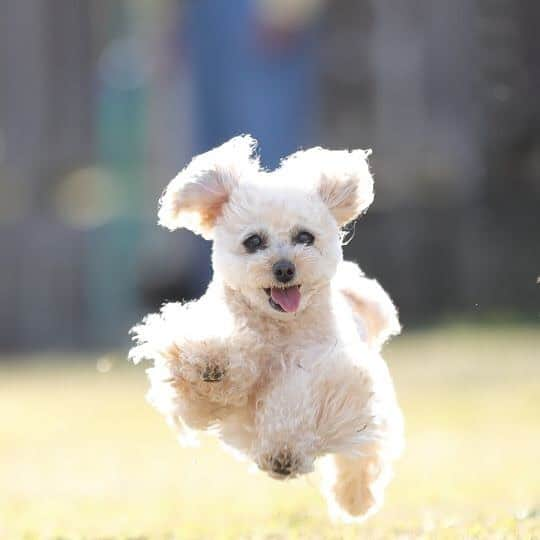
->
[158, 135, 259, 239]
[281, 147, 374, 226]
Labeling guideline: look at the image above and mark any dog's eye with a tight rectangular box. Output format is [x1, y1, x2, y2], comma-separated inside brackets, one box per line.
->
[243, 234, 265, 253]
[293, 231, 315, 246]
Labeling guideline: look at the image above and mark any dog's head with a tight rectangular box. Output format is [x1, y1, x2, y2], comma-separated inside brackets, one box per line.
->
[159, 135, 374, 319]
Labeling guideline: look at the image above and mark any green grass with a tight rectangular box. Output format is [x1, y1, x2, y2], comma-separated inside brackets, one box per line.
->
[1, 325, 539, 539]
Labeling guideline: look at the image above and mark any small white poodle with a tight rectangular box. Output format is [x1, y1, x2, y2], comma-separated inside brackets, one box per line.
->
[130, 135, 404, 522]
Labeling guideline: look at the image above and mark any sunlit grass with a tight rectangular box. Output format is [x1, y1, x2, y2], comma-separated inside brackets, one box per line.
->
[1, 325, 539, 539]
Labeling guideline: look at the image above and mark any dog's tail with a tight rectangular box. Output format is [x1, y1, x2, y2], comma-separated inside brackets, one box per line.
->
[335, 261, 401, 351]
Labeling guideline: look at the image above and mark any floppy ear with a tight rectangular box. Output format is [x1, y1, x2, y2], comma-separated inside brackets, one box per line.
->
[158, 135, 259, 238]
[281, 147, 374, 226]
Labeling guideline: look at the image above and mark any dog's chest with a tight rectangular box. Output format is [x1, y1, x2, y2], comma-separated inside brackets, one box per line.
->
[237, 321, 337, 369]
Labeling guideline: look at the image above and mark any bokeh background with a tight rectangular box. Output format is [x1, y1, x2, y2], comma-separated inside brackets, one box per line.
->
[1, 0, 539, 350]
[0, 1, 539, 539]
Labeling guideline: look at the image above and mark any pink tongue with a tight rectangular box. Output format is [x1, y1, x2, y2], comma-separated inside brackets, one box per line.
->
[270, 286, 301, 312]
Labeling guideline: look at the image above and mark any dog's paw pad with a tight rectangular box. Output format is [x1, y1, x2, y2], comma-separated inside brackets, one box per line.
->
[270, 448, 296, 477]
[201, 363, 225, 382]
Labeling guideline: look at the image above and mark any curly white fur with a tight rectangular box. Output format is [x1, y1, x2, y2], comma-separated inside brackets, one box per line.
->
[129, 135, 404, 521]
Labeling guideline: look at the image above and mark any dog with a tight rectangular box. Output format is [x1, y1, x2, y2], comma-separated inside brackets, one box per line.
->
[129, 135, 404, 522]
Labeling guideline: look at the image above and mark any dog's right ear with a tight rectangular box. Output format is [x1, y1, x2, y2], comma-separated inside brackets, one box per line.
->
[158, 135, 259, 239]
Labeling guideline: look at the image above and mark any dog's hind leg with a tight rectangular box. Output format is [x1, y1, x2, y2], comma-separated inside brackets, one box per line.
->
[335, 261, 401, 350]
[322, 451, 394, 522]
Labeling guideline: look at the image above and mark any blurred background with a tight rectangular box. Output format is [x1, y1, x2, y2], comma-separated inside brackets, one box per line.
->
[1, 2, 539, 539]
[1, 0, 538, 351]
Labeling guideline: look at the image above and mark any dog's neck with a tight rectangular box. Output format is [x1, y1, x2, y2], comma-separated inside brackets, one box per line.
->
[218, 279, 335, 335]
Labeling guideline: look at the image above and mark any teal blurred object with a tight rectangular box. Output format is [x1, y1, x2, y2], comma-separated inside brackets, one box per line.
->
[87, 45, 147, 347]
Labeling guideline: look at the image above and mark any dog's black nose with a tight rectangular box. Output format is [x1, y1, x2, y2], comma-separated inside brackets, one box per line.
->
[272, 259, 295, 283]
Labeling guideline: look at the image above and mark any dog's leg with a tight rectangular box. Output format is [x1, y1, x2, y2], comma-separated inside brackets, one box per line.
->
[336, 261, 401, 350]
[251, 361, 322, 479]
[130, 302, 261, 428]
[169, 336, 259, 408]
[251, 347, 372, 479]
[253, 346, 402, 520]
[316, 351, 403, 521]
[322, 451, 393, 522]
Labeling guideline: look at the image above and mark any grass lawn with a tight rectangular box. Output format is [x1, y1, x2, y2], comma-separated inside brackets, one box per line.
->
[1, 325, 539, 539]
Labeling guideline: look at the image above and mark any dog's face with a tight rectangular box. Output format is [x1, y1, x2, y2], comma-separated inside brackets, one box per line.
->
[212, 181, 343, 318]
[158, 135, 374, 319]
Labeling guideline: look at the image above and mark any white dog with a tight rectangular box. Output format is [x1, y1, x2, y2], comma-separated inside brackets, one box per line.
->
[130, 135, 404, 522]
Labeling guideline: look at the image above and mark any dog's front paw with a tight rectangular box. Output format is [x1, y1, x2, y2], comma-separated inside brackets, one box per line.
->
[257, 446, 314, 480]
[201, 360, 226, 383]
[172, 339, 228, 383]
[170, 340, 246, 405]
[167, 338, 258, 407]
[269, 448, 297, 477]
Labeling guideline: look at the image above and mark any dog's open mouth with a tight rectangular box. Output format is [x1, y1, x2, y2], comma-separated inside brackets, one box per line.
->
[264, 285, 301, 313]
